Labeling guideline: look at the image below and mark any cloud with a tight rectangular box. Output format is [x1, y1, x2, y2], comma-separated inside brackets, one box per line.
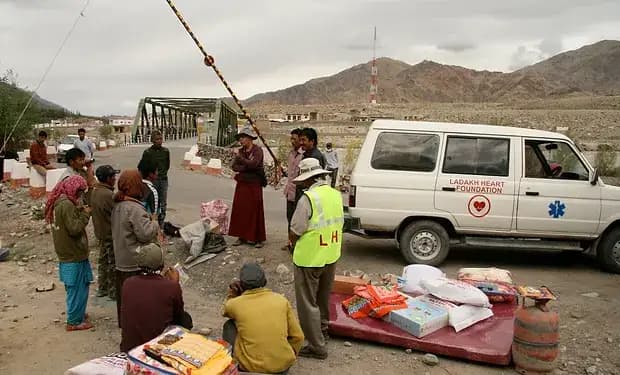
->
[539, 38, 564, 56]
[1, 0, 619, 115]
[436, 41, 476, 53]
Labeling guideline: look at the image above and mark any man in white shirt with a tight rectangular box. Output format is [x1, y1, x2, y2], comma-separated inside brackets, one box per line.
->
[324, 143, 339, 189]
[74, 128, 96, 163]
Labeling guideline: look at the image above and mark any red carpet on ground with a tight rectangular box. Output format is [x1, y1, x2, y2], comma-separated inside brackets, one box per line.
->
[328, 292, 517, 366]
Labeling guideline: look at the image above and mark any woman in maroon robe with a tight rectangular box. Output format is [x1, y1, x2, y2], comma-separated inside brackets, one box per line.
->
[228, 126, 266, 248]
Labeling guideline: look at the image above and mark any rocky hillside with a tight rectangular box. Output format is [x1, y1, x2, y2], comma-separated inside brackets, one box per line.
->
[245, 40, 620, 105]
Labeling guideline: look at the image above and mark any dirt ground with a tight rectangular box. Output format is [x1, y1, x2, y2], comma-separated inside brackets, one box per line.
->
[1, 174, 619, 374]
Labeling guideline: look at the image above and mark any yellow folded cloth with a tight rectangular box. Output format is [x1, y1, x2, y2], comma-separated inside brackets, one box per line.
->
[160, 333, 232, 375]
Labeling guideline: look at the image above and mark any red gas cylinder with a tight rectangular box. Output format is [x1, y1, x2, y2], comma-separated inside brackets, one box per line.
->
[512, 299, 560, 374]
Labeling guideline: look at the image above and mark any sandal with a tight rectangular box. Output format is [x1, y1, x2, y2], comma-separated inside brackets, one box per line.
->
[298, 345, 328, 360]
[231, 239, 246, 246]
[66, 321, 94, 331]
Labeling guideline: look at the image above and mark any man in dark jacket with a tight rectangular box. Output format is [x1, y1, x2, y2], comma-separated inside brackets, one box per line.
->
[91, 165, 119, 299]
[141, 131, 170, 227]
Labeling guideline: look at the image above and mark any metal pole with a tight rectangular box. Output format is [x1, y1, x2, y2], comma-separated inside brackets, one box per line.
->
[162, 0, 283, 180]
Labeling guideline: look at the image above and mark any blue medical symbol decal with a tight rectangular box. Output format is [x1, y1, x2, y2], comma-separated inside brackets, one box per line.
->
[548, 200, 566, 219]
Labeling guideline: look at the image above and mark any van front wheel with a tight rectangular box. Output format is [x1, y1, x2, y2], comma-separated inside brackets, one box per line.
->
[399, 221, 450, 266]
[597, 227, 620, 273]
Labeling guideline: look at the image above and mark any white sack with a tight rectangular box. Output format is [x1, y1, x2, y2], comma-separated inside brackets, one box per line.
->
[420, 277, 491, 308]
[179, 220, 208, 256]
[457, 267, 513, 284]
[401, 264, 445, 295]
[448, 304, 494, 332]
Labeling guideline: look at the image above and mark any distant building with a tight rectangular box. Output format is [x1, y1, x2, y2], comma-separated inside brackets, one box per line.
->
[105, 116, 135, 133]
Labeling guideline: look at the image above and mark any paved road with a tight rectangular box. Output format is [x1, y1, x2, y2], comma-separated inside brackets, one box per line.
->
[94, 138, 287, 229]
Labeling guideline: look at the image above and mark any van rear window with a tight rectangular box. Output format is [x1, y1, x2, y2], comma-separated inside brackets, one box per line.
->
[371, 132, 439, 172]
[442, 136, 510, 176]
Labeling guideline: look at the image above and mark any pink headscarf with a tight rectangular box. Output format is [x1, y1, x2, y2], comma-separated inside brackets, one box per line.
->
[45, 175, 88, 223]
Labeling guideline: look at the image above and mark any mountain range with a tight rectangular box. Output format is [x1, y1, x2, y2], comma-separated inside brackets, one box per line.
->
[245, 40, 620, 105]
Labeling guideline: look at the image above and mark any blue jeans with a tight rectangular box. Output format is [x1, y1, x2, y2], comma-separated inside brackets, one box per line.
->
[154, 178, 168, 227]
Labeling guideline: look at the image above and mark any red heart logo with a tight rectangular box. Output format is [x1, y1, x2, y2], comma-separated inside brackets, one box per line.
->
[473, 201, 486, 212]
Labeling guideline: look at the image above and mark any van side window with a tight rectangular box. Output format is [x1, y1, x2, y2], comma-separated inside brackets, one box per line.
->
[371, 132, 439, 172]
[523, 140, 588, 181]
[442, 136, 510, 176]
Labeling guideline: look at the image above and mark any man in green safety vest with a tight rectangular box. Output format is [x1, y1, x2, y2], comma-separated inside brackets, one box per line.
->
[289, 157, 344, 360]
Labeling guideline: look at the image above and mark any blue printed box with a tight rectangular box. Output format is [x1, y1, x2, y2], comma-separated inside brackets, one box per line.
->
[387, 295, 456, 338]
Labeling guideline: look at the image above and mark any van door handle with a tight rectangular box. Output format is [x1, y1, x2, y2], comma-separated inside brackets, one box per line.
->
[525, 191, 539, 196]
[442, 187, 456, 192]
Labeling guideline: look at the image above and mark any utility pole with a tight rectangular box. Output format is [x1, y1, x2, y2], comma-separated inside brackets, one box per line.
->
[369, 26, 378, 105]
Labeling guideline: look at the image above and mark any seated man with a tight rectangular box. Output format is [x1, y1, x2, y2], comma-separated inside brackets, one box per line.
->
[223, 263, 304, 374]
[30, 130, 55, 175]
[120, 243, 192, 352]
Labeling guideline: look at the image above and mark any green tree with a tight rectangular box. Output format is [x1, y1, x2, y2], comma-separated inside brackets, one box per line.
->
[596, 144, 618, 177]
[98, 124, 113, 140]
[0, 69, 69, 153]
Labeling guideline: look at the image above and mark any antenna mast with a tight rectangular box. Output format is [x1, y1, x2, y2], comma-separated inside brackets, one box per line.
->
[369, 26, 378, 104]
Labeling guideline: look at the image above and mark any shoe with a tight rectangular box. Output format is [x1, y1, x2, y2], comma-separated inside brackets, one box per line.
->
[66, 321, 94, 331]
[231, 239, 246, 246]
[298, 346, 328, 360]
[280, 244, 290, 251]
[254, 242, 264, 249]
[96, 289, 107, 297]
[322, 331, 330, 343]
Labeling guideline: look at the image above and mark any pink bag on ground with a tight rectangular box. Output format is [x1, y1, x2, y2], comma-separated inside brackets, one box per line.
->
[200, 200, 230, 235]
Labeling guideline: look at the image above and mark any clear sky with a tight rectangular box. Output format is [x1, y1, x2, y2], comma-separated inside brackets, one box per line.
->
[1, 0, 619, 116]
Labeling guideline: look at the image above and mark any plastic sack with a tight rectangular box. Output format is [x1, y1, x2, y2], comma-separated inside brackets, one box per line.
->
[342, 295, 373, 319]
[420, 277, 491, 308]
[64, 353, 127, 375]
[401, 264, 445, 295]
[460, 279, 517, 303]
[457, 267, 513, 284]
[179, 220, 210, 257]
[200, 200, 230, 235]
[448, 304, 494, 332]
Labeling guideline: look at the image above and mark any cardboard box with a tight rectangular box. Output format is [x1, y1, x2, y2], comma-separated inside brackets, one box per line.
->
[386, 295, 457, 338]
[332, 275, 370, 295]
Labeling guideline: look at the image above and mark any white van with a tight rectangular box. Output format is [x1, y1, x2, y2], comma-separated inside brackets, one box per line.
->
[346, 120, 620, 273]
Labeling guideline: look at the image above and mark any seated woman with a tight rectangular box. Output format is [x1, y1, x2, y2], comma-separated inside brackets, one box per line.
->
[120, 243, 192, 352]
[223, 263, 304, 374]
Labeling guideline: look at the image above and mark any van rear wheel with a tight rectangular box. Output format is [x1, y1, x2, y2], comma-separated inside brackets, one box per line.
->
[597, 227, 620, 274]
[399, 220, 450, 266]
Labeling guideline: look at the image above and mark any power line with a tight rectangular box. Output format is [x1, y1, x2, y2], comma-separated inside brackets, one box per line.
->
[1, 0, 92, 154]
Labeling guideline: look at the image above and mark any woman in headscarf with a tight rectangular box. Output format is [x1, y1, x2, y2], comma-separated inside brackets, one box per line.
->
[45, 175, 93, 331]
[228, 125, 267, 248]
[111, 169, 160, 326]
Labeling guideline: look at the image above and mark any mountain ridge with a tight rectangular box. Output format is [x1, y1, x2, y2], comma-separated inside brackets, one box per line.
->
[245, 40, 620, 105]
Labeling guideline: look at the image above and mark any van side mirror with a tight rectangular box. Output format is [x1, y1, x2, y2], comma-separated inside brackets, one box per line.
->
[590, 168, 599, 186]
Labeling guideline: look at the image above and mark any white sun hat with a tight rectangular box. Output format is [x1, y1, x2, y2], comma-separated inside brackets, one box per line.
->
[293, 158, 330, 184]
